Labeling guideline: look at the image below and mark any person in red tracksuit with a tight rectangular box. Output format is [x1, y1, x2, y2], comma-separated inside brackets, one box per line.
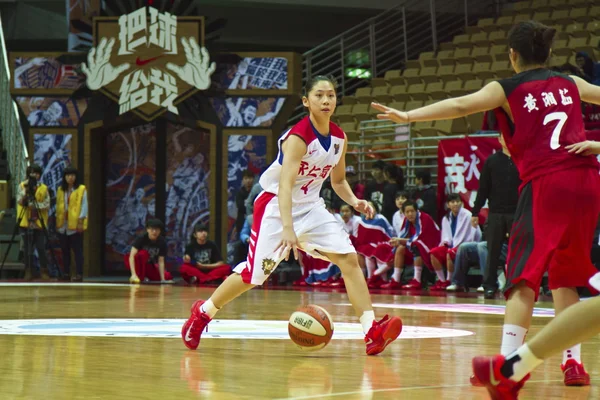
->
[126, 218, 173, 283]
[180, 224, 231, 285]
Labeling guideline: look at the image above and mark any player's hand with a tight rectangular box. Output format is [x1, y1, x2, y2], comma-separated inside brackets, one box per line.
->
[166, 37, 216, 90]
[471, 216, 479, 228]
[81, 37, 130, 90]
[371, 102, 409, 124]
[353, 200, 374, 219]
[389, 237, 401, 246]
[276, 227, 299, 261]
[183, 255, 191, 263]
[566, 140, 600, 156]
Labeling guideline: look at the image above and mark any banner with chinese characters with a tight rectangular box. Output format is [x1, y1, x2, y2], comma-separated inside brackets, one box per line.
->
[165, 123, 213, 264]
[213, 57, 289, 91]
[84, 6, 213, 121]
[104, 124, 157, 272]
[437, 137, 501, 223]
[224, 134, 268, 263]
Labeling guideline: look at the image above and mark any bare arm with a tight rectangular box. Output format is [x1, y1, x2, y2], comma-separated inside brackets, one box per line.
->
[372, 82, 506, 123]
[278, 135, 306, 230]
[157, 256, 166, 281]
[198, 261, 225, 269]
[129, 247, 139, 277]
[330, 136, 374, 218]
[565, 75, 600, 155]
[329, 138, 358, 206]
[572, 75, 600, 105]
[276, 135, 306, 260]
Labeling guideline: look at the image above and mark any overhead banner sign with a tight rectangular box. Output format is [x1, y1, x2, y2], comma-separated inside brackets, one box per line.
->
[437, 136, 501, 223]
[83, 6, 215, 121]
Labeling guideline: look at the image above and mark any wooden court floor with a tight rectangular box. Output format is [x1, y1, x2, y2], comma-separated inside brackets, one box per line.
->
[0, 283, 598, 400]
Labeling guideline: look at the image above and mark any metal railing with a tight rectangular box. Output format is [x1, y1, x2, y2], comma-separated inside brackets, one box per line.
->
[288, 0, 500, 125]
[354, 119, 499, 187]
[0, 11, 29, 195]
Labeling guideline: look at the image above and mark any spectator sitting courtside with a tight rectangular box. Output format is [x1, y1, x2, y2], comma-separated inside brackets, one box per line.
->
[126, 218, 172, 284]
[180, 224, 231, 285]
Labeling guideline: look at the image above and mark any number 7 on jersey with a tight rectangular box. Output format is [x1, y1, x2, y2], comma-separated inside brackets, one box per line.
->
[543, 111, 568, 150]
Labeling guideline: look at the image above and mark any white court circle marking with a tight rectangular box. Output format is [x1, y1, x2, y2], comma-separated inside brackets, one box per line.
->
[0, 319, 474, 340]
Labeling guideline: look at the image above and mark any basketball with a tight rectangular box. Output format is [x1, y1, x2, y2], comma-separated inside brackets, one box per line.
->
[288, 304, 334, 351]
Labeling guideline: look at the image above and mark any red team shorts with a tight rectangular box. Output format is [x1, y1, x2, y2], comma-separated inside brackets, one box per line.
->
[504, 166, 600, 300]
[429, 245, 458, 267]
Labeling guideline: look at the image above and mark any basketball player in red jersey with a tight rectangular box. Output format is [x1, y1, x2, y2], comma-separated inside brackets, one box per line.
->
[372, 20, 600, 398]
[182, 76, 402, 355]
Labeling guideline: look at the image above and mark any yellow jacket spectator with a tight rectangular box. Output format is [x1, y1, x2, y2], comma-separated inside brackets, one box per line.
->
[16, 164, 56, 281]
[56, 166, 88, 282]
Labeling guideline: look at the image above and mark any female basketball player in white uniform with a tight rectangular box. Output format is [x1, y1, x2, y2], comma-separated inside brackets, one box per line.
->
[181, 76, 402, 356]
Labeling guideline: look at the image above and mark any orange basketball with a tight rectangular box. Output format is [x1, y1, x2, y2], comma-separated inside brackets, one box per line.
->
[288, 304, 334, 351]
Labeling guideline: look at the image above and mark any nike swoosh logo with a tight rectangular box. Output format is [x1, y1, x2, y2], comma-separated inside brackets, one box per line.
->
[365, 338, 373, 345]
[185, 322, 195, 342]
[489, 360, 500, 385]
[136, 55, 164, 66]
[563, 367, 573, 375]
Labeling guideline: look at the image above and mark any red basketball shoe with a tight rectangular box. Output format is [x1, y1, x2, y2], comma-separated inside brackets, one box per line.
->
[401, 279, 422, 290]
[181, 299, 212, 350]
[470, 374, 484, 386]
[365, 314, 403, 356]
[380, 279, 402, 290]
[562, 359, 590, 386]
[472, 355, 529, 400]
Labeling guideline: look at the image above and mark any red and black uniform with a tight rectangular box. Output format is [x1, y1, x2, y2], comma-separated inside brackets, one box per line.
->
[494, 69, 600, 300]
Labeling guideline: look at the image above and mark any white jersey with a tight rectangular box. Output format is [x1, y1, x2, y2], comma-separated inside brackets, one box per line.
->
[259, 116, 346, 204]
[334, 214, 361, 237]
[392, 210, 405, 237]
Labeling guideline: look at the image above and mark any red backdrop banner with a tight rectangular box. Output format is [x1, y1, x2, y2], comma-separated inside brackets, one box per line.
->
[437, 137, 502, 224]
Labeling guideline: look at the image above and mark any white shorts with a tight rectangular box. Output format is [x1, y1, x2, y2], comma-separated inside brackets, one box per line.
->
[233, 191, 355, 284]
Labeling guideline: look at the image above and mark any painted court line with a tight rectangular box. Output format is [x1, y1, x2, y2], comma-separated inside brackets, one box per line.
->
[0, 283, 128, 287]
[276, 379, 587, 400]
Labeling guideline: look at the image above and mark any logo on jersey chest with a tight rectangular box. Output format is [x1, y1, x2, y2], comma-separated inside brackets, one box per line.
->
[334, 143, 340, 155]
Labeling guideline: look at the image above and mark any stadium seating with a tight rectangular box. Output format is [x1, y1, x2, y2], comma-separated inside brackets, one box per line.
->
[334, 0, 600, 165]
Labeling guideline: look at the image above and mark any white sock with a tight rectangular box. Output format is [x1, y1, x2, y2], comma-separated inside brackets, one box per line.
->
[393, 268, 401, 282]
[414, 266, 423, 282]
[503, 344, 543, 382]
[366, 258, 376, 278]
[374, 261, 388, 276]
[200, 299, 219, 319]
[500, 324, 528, 356]
[435, 269, 446, 282]
[360, 310, 376, 334]
[446, 270, 452, 281]
[563, 344, 582, 365]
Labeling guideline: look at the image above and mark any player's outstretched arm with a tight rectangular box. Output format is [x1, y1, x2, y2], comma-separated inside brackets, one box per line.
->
[372, 81, 506, 123]
[572, 74, 600, 106]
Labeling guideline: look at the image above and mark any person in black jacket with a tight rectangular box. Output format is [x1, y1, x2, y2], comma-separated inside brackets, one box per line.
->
[412, 169, 437, 222]
[235, 170, 255, 234]
[471, 135, 521, 299]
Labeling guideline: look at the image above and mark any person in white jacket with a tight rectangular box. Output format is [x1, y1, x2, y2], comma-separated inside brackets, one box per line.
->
[428, 193, 481, 291]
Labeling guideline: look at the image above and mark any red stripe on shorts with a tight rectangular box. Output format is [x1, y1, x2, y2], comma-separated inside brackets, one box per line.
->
[241, 191, 276, 284]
